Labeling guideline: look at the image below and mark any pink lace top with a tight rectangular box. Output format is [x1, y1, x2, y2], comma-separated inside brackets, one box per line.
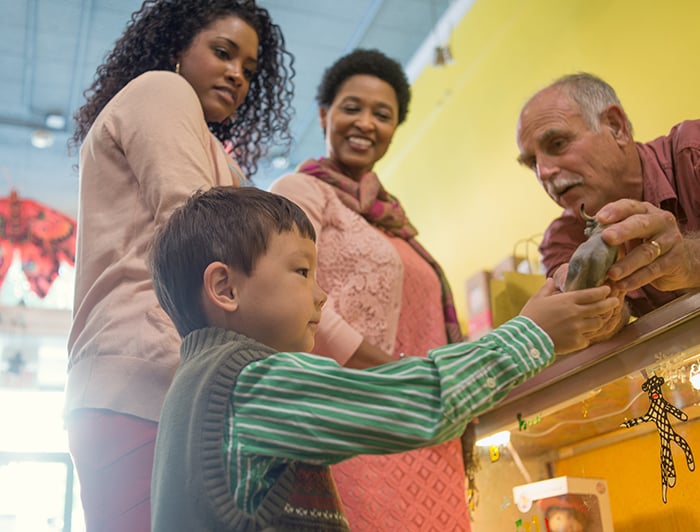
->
[270, 172, 470, 531]
[389, 235, 448, 355]
[270, 173, 402, 362]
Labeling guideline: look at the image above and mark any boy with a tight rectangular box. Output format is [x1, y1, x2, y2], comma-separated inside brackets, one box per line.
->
[150, 187, 617, 531]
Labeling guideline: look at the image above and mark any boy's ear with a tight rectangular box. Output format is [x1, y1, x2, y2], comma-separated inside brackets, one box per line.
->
[202, 261, 239, 312]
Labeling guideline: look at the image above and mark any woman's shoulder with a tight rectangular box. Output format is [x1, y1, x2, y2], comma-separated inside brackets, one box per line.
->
[113, 71, 199, 109]
[100, 70, 204, 133]
[86, 70, 210, 162]
[270, 171, 328, 200]
[271, 170, 316, 185]
[270, 171, 347, 227]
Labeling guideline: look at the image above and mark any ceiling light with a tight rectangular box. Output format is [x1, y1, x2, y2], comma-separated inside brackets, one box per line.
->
[31, 129, 54, 149]
[271, 156, 289, 170]
[475, 430, 511, 447]
[45, 113, 66, 130]
[433, 45, 454, 66]
[689, 364, 700, 390]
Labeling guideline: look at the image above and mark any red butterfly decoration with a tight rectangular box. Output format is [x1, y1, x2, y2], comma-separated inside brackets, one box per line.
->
[0, 189, 76, 298]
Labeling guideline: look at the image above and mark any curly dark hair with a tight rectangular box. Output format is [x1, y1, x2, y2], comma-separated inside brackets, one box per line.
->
[70, 0, 295, 177]
[316, 48, 410, 124]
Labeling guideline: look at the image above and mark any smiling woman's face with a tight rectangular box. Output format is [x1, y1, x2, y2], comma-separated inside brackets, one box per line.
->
[178, 15, 259, 123]
[320, 74, 399, 181]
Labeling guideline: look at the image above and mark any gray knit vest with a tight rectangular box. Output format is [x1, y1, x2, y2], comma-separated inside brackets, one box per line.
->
[151, 328, 349, 531]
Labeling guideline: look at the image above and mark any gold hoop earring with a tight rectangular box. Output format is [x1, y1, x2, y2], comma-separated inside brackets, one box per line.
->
[175, 62, 181, 74]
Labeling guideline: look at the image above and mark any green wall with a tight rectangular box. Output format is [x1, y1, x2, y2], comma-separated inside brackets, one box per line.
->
[378, 0, 700, 329]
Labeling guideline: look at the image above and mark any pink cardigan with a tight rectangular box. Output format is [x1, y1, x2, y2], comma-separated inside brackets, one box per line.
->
[66, 71, 244, 422]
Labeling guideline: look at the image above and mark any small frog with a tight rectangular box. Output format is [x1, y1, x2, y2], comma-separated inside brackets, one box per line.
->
[564, 204, 619, 291]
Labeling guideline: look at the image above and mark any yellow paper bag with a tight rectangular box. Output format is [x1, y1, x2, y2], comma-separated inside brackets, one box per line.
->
[489, 271, 546, 327]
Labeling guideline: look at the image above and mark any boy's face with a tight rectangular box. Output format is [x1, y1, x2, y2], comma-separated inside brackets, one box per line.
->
[234, 228, 327, 353]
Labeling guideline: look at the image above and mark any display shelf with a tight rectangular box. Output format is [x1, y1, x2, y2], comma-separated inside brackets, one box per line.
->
[475, 291, 700, 445]
[470, 292, 700, 531]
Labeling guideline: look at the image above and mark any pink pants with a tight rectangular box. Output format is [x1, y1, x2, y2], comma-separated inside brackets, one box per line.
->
[66, 409, 157, 532]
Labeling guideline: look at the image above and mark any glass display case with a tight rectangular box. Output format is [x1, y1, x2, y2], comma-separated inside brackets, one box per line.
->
[470, 292, 700, 531]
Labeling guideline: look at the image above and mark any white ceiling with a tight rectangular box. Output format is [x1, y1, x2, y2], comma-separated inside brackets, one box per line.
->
[0, 0, 467, 219]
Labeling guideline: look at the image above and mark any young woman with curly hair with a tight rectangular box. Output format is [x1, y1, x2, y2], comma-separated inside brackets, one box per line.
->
[65, 2, 294, 530]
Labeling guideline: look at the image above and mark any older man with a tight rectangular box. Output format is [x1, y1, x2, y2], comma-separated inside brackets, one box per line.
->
[516, 73, 700, 339]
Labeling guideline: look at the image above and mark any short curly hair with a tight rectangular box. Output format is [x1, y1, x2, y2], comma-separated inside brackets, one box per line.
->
[71, 0, 295, 177]
[315, 49, 411, 125]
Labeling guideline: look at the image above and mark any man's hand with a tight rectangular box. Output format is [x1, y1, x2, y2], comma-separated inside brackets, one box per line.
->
[597, 199, 700, 293]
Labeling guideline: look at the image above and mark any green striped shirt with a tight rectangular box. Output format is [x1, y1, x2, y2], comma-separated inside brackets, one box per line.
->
[224, 316, 553, 513]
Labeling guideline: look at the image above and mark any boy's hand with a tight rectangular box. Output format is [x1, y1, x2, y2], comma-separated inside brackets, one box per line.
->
[520, 278, 620, 354]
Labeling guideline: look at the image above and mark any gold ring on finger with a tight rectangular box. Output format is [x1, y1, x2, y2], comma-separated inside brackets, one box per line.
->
[649, 239, 662, 259]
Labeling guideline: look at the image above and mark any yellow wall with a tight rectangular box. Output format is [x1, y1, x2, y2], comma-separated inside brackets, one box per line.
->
[377, 0, 700, 329]
[469, 421, 700, 530]
[555, 420, 700, 530]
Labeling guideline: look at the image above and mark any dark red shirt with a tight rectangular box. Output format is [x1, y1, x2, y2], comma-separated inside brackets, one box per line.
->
[540, 120, 700, 316]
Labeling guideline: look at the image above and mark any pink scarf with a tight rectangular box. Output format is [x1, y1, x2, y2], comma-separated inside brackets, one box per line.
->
[298, 157, 463, 344]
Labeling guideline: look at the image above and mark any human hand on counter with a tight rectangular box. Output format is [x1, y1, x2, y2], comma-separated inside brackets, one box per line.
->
[520, 278, 620, 354]
[584, 287, 629, 343]
[552, 263, 629, 343]
[597, 199, 700, 293]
